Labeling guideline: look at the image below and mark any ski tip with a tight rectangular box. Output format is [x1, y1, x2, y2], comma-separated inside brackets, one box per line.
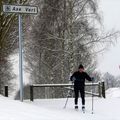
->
[82, 110, 85, 113]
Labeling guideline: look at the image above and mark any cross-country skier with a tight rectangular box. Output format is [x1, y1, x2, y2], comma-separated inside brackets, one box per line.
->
[70, 64, 93, 111]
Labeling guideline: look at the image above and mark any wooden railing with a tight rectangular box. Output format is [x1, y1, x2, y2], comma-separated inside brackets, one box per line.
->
[30, 81, 105, 101]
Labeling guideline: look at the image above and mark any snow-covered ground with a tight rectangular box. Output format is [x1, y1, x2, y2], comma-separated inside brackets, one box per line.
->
[0, 87, 120, 120]
[106, 87, 120, 98]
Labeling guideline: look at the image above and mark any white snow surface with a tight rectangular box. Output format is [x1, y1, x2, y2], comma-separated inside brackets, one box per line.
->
[1, 88, 120, 120]
[106, 87, 120, 98]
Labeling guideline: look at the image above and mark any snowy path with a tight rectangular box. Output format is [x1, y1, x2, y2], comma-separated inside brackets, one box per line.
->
[27, 97, 120, 120]
[0, 95, 120, 120]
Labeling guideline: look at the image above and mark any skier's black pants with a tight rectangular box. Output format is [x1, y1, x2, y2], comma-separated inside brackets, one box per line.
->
[74, 86, 85, 105]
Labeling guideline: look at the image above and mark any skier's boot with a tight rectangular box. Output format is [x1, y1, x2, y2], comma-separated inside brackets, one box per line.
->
[75, 105, 78, 109]
[82, 105, 85, 113]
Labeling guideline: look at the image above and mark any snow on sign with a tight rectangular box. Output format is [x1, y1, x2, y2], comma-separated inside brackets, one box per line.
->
[3, 5, 38, 14]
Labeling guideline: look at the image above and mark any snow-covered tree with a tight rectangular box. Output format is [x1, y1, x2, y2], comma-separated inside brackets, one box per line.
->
[103, 72, 117, 89]
[24, 0, 119, 98]
[0, 0, 28, 95]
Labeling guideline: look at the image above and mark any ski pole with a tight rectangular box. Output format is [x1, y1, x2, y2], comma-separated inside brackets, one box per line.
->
[91, 78, 94, 114]
[64, 82, 73, 108]
[64, 90, 70, 108]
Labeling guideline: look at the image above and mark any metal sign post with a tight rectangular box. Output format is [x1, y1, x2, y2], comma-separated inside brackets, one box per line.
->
[3, 4, 38, 102]
[18, 14, 23, 101]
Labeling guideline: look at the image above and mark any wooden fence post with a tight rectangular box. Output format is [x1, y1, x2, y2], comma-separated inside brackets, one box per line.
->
[98, 82, 102, 97]
[102, 81, 106, 98]
[5, 86, 8, 97]
[30, 85, 33, 101]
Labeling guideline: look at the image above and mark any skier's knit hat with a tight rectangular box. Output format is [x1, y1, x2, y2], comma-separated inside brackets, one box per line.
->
[78, 64, 84, 69]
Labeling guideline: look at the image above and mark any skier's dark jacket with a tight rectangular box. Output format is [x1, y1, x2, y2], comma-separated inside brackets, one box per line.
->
[70, 71, 92, 88]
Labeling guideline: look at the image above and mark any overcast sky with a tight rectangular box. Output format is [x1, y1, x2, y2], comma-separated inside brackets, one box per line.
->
[97, 0, 120, 76]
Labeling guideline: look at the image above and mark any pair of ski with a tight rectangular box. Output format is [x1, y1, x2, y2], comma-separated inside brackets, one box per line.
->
[75, 107, 85, 113]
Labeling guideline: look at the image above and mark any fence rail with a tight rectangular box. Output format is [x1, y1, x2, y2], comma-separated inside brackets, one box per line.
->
[30, 81, 105, 101]
[32, 83, 99, 87]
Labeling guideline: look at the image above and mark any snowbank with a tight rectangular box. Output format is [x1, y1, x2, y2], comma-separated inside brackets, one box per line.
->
[106, 87, 120, 98]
